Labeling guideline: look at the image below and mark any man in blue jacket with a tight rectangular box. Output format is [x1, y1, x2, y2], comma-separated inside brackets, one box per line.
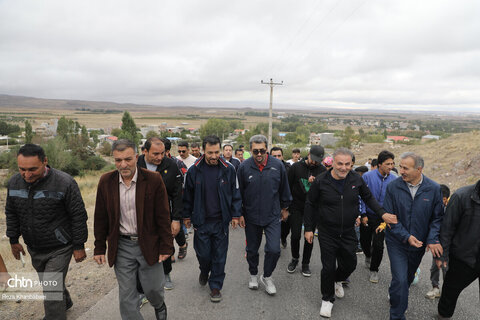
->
[183, 135, 242, 302]
[383, 152, 444, 320]
[237, 135, 292, 295]
[360, 150, 396, 283]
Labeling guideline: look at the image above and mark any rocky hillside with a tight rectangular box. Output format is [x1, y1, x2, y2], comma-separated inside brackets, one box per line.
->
[353, 131, 480, 192]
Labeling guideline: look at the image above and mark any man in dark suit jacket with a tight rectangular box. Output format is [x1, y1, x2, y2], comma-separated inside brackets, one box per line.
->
[93, 139, 173, 320]
[138, 136, 186, 290]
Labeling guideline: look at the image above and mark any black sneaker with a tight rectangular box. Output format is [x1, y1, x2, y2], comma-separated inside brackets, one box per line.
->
[210, 288, 222, 302]
[281, 239, 287, 249]
[199, 272, 209, 286]
[301, 264, 311, 277]
[178, 243, 188, 260]
[287, 259, 298, 273]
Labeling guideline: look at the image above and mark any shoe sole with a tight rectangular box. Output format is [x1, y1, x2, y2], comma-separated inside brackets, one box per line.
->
[248, 284, 258, 290]
[260, 276, 276, 295]
[287, 267, 296, 273]
[320, 313, 331, 318]
[164, 285, 174, 290]
[210, 297, 222, 303]
[369, 279, 379, 283]
[302, 272, 311, 277]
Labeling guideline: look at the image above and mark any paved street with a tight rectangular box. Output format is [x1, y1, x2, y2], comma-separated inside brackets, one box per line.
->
[78, 227, 479, 320]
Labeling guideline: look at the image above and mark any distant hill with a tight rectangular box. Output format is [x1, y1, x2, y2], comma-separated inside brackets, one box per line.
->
[0, 93, 170, 111]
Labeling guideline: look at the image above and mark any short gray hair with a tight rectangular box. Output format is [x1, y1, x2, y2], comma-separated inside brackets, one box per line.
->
[112, 139, 137, 153]
[249, 134, 268, 149]
[332, 147, 354, 161]
[400, 152, 424, 168]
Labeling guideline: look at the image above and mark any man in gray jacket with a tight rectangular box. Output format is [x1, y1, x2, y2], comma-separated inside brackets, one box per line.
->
[5, 144, 88, 320]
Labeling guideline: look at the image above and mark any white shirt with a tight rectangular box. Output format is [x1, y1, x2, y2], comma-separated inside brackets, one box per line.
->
[177, 154, 197, 169]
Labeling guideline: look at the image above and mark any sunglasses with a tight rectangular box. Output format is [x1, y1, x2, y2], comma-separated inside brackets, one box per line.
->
[178, 150, 187, 153]
[252, 149, 266, 155]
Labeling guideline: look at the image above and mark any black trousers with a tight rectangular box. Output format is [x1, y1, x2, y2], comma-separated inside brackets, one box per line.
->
[289, 209, 313, 265]
[359, 216, 385, 272]
[438, 256, 480, 318]
[318, 228, 357, 302]
[281, 218, 290, 243]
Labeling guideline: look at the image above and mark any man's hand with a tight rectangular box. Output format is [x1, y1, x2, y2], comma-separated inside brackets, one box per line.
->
[436, 259, 447, 269]
[183, 218, 191, 229]
[231, 218, 239, 229]
[407, 235, 423, 248]
[94, 255, 106, 265]
[0, 272, 11, 289]
[73, 249, 87, 263]
[427, 243, 443, 258]
[355, 217, 360, 227]
[171, 220, 181, 237]
[11, 243, 25, 260]
[361, 216, 368, 226]
[304, 231, 314, 244]
[382, 213, 398, 224]
[308, 175, 315, 183]
[281, 208, 289, 222]
[239, 216, 246, 228]
[159, 255, 170, 262]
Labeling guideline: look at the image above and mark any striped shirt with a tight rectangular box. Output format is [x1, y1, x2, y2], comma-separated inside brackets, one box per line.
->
[119, 169, 138, 235]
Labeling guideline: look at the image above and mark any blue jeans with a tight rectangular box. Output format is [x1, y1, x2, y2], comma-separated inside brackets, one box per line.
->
[386, 238, 425, 320]
[193, 219, 229, 290]
[245, 219, 281, 278]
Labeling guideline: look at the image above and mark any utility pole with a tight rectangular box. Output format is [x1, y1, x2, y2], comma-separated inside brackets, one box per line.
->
[261, 78, 283, 148]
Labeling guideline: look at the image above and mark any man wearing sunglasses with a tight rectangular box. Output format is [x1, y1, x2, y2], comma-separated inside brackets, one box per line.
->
[237, 135, 292, 296]
[176, 141, 197, 169]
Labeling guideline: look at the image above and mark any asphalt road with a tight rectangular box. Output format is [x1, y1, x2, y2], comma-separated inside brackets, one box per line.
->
[78, 227, 479, 320]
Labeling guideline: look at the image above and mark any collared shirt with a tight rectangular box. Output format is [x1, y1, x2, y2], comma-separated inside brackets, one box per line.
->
[176, 154, 197, 169]
[255, 154, 268, 172]
[119, 169, 138, 235]
[145, 160, 158, 172]
[406, 174, 423, 199]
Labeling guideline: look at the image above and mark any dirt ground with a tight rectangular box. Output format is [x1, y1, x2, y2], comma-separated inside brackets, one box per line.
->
[0, 131, 479, 319]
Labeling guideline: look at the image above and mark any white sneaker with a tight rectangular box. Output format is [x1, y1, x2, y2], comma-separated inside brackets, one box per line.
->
[248, 275, 258, 290]
[426, 287, 441, 299]
[320, 300, 333, 318]
[260, 275, 277, 295]
[334, 282, 344, 298]
[369, 271, 379, 283]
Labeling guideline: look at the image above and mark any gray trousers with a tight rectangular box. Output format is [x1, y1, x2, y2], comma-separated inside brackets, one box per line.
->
[28, 245, 73, 320]
[114, 237, 165, 320]
[430, 258, 448, 287]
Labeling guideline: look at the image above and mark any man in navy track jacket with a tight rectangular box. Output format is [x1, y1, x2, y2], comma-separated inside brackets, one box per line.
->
[183, 135, 242, 302]
[383, 152, 444, 320]
[237, 134, 292, 296]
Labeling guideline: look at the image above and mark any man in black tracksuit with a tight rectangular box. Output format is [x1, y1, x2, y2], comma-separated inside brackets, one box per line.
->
[138, 137, 185, 290]
[286, 145, 326, 277]
[437, 180, 480, 319]
[304, 148, 391, 318]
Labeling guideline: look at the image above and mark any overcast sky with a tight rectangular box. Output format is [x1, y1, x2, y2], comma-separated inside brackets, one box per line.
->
[1, 0, 479, 112]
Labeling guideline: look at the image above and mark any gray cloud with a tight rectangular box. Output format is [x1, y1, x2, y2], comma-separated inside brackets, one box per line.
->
[0, 0, 479, 111]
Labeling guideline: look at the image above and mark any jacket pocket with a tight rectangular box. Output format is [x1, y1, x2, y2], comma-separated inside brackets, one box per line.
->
[54, 226, 72, 245]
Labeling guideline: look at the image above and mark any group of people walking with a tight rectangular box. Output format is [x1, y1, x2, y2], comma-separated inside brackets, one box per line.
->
[2, 134, 479, 320]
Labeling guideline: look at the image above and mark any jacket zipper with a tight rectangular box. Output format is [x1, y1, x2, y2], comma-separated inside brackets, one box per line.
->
[340, 194, 344, 238]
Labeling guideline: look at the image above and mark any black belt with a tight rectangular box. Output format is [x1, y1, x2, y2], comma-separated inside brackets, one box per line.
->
[120, 235, 139, 241]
